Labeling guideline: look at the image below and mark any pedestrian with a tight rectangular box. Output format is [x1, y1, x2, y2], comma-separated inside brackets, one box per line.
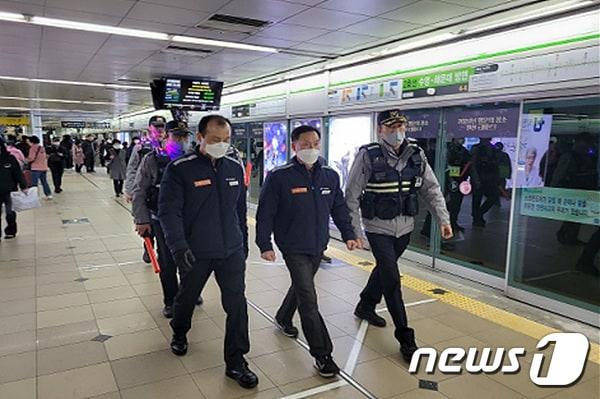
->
[60, 134, 73, 169]
[82, 134, 96, 173]
[47, 137, 66, 193]
[26, 135, 52, 200]
[345, 109, 453, 363]
[106, 139, 127, 197]
[256, 125, 361, 378]
[158, 114, 258, 389]
[470, 137, 501, 227]
[6, 135, 25, 167]
[72, 139, 85, 173]
[0, 134, 28, 240]
[16, 134, 30, 158]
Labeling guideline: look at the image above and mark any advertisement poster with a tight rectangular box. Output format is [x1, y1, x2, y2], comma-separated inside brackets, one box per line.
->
[514, 114, 553, 188]
[520, 187, 600, 226]
[263, 121, 288, 178]
[403, 109, 440, 139]
[328, 79, 402, 107]
[328, 115, 372, 191]
[446, 106, 520, 138]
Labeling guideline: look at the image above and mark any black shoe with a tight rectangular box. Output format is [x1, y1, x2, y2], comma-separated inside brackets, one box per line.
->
[142, 251, 151, 264]
[162, 305, 173, 319]
[400, 344, 418, 363]
[473, 218, 486, 227]
[226, 361, 259, 389]
[196, 296, 203, 306]
[55, 188, 62, 193]
[275, 318, 299, 338]
[321, 255, 332, 264]
[170, 335, 188, 356]
[314, 355, 339, 378]
[4, 234, 15, 239]
[354, 303, 386, 327]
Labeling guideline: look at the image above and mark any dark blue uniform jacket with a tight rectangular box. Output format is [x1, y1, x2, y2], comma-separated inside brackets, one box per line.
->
[158, 150, 248, 259]
[256, 156, 355, 256]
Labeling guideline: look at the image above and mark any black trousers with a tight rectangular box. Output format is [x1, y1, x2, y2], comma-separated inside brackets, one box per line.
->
[150, 219, 178, 306]
[112, 180, 123, 195]
[0, 193, 16, 237]
[49, 165, 64, 191]
[170, 248, 249, 367]
[75, 164, 83, 173]
[276, 253, 333, 358]
[472, 184, 499, 222]
[360, 232, 415, 346]
[85, 155, 94, 172]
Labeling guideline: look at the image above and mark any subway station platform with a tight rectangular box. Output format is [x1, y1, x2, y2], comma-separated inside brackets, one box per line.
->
[0, 171, 598, 399]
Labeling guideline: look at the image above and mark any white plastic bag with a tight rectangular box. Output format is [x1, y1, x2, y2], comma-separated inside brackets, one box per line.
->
[10, 187, 41, 212]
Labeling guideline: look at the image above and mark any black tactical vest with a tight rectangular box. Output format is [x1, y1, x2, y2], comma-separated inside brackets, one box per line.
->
[145, 152, 170, 213]
[359, 143, 424, 220]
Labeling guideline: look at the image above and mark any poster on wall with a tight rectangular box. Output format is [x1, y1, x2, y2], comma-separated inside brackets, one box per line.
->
[328, 115, 372, 191]
[520, 187, 600, 226]
[403, 109, 440, 139]
[446, 106, 520, 138]
[328, 79, 402, 107]
[514, 114, 553, 188]
[263, 121, 288, 178]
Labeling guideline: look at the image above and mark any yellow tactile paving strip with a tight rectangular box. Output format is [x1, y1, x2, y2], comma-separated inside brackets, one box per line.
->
[248, 216, 599, 364]
[323, 245, 600, 365]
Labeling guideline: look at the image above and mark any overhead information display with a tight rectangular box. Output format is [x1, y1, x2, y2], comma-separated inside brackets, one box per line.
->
[163, 78, 223, 110]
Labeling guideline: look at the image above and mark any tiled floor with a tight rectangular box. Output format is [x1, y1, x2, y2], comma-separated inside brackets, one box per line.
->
[0, 170, 598, 399]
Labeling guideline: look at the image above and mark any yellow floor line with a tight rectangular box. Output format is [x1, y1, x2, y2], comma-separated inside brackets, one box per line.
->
[248, 216, 599, 364]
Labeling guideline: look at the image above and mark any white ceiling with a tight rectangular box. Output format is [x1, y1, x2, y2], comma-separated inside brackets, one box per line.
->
[0, 0, 560, 121]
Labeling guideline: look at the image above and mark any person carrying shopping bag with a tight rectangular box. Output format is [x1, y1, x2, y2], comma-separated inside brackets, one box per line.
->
[0, 134, 28, 240]
[26, 136, 52, 200]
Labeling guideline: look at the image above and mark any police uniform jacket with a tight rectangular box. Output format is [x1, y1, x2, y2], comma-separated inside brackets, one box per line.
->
[255, 156, 356, 256]
[345, 139, 450, 239]
[158, 149, 248, 259]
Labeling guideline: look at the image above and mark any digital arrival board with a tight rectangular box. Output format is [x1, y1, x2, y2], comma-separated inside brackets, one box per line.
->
[163, 78, 223, 110]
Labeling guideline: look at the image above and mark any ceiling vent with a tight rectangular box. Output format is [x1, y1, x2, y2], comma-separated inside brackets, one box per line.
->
[161, 45, 214, 57]
[196, 14, 271, 34]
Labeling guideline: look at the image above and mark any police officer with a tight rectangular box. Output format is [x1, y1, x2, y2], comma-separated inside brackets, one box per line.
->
[125, 115, 166, 264]
[158, 115, 257, 389]
[131, 120, 194, 319]
[345, 109, 453, 362]
[256, 125, 361, 378]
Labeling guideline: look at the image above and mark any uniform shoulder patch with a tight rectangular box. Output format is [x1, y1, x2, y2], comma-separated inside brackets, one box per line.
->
[173, 154, 197, 166]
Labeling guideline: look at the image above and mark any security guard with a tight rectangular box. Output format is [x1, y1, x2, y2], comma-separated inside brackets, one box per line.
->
[125, 115, 166, 264]
[158, 114, 257, 389]
[256, 125, 361, 378]
[345, 109, 453, 362]
[131, 120, 197, 319]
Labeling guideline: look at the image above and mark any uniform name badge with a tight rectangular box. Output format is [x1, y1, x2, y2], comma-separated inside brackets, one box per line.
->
[320, 187, 331, 195]
[414, 176, 423, 188]
[291, 187, 308, 194]
[194, 179, 212, 187]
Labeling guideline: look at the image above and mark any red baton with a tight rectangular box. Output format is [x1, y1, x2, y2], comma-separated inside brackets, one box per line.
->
[144, 237, 161, 274]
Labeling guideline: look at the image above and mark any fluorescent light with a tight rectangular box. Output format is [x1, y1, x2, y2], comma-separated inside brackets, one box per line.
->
[30, 16, 169, 40]
[459, 0, 595, 35]
[117, 107, 156, 119]
[0, 11, 25, 22]
[0, 96, 128, 105]
[0, 11, 280, 53]
[380, 33, 456, 57]
[172, 35, 278, 53]
[0, 75, 149, 90]
[0, 106, 107, 113]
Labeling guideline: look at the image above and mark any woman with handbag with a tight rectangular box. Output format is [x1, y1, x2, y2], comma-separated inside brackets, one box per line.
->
[26, 136, 52, 200]
[0, 135, 28, 240]
[72, 139, 85, 173]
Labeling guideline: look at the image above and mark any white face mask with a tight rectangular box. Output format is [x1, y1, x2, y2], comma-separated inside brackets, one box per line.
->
[296, 149, 320, 165]
[382, 130, 405, 147]
[205, 142, 229, 159]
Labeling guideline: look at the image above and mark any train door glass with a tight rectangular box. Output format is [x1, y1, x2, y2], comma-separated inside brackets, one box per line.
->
[508, 97, 599, 310]
[436, 102, 521, 276]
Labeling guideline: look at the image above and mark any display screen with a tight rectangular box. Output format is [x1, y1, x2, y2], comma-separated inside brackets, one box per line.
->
[263, 121, 288, 178]
[328, 115, 372, 191]
[151, 78, 223, 110]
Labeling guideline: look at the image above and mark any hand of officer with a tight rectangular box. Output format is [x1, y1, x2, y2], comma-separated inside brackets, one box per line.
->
[346, 239, 361, 251]
[174, 248, 196, 275]
[123, 192, 133, 203]
[441, 224, 454, 240]
[135, 224, 152, 238]
[261, 251, 277, 262]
